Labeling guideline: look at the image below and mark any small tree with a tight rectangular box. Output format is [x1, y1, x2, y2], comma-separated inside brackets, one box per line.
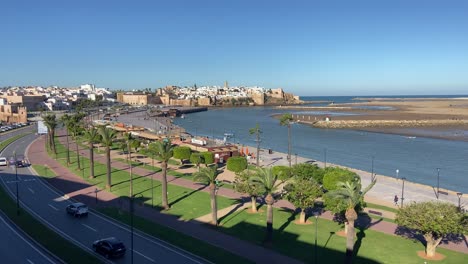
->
[173, 146, 191, 164]
[271, 165, 292, 181]
[226, 156, 247, 173]
[322, 167, 359, 191]
[201, 151, 214, 166]
[279, 113, 294, 168]
[234, 169, 265, 213]
[292, 163, 325, 183]
[396, 201, 467, 258]
[190, 153, 204, 171]
[283, 178, 323, 224]
[193, 166, 220, 225]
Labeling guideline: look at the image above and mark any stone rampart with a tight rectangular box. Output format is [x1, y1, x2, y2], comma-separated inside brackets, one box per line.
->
[310, 119, 468, 128]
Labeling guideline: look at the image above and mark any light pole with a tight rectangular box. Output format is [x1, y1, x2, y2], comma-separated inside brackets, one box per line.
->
[128, 141, 134, 264]
[371, 156, 375, 181]
[314, 214, 318, 264]
[436, 168, 441, 199]
[295, 153, 297, 165]
[401, 177, 406, 207]
[324, 148, 327, 168]
[456, 192, 463, 211]
[396, 169, 399, 180]
[13, 152, 20, 215]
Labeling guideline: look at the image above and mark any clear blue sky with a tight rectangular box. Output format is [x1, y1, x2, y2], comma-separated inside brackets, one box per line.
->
[1, 0, 468, 96]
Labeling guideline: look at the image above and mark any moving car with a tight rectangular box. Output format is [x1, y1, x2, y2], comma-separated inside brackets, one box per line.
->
[92, 237, 126, 259]
[66, 202, 89, 217]
[0, 157, 7, 166]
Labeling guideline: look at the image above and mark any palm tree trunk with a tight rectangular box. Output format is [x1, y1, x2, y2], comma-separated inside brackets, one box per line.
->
[106, 148, 111, 189]
[287, 124, 291, 168]
[265, 194, 274, 243]
[256, 132, 260, 166]
[75, 136, 81, 170]
[161, 161, 169, 210]
[65, 129, 70, 165]
[299, 209, 306, 224]
[89, 142, 94, 178]
[345, 220, 355, 264]
[210, 183, 218, 225]
[251, 196, 258, 213]
[51, 129, 56, 154]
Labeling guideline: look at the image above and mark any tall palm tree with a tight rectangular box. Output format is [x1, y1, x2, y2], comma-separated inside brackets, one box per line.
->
[98, 126, 117, 189]
[279, 113, 294, 168]
[193, 166, 220, 225]
[43, 113, 58, 155]
[69, 113, 84, 170]
[329, 180, 376, 264]
[60, 114, 72, 165]
[148, 139, 174, 210]
[82, 126, 100, 179]
[249, 167, 282, 243]
[249, 123, 262, 166]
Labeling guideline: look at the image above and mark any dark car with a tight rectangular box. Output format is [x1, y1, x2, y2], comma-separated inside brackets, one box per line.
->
[92, 237, 126, 259]
[66, 202, 89, 217]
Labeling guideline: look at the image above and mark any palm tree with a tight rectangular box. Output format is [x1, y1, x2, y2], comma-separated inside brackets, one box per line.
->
[279, 113, 294, 168]
[82, 126, 100, 179]
[193, 166, 220, 225]
[98, 126, 117, 189]
[43, 113, 58, 155]
[249, 123, 262, 166]
[249, 167, 282, 243]
[329, 180, 376, 264]
[60, 114, 72, 165]
[148, 139, 174, 210]
[69, 113, 84, 170]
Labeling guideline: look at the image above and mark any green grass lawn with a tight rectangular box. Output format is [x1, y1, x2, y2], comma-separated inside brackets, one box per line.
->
[32, 164, 57, 178]
[366, 202, 399, 213]
[0, 172, 100, 263]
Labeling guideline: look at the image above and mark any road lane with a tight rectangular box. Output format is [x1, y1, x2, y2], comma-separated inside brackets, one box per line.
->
[1, 133, 209, 264]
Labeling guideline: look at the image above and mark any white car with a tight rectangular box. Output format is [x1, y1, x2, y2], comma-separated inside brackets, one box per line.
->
[0, 157, 7, 166]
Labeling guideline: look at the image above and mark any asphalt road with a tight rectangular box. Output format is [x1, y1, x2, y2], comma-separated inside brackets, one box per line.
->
[0, 132, 209, 264]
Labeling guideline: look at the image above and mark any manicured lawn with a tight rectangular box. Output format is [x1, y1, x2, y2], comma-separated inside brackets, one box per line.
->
[0, 133, 32, 150]
[218, 206, 466, 264]
[0, 176, 100, 263]
[54, 139, 237, 220]
[32, 164, 57, 178]
[366, 202, 398, 213]
[99, 207, 253, 264]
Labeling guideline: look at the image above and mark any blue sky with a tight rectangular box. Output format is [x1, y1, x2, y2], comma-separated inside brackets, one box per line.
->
[1, 0, 468, 96]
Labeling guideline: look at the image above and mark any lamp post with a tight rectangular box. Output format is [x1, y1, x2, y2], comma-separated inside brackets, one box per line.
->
[314, 214, 319, 264]
[456, 192, 463, 211]
[436, 168, 441, 199]
[127, 141, 134, 264]
[295, 153, 297, 166]
[324, 148, 327, 168]
[12, 152, 20, 215]
[396, 169, 399, 180]
[371, 156, 375, 181]
[401, 177, 406, 207]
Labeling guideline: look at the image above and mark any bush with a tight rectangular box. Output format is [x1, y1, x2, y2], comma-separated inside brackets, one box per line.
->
[173, 146, 191, 163]
[226, 156, 247, 173]
[202, 151, 214, 165]
[322, 167, 359, 191]
[272, 165, 292, 181]
[292, 163, 325, 183]
[190, 153, 204, 167]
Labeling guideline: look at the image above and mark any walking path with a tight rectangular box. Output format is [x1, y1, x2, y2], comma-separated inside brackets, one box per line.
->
[29, 131, 468, 256]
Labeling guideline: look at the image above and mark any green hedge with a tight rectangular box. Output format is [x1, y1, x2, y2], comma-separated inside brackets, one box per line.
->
[322, 167, 359, 191]
[173, 146, 191, 163]
[202, 151, 214, 165]
[227, 156, 247, 173]
[190, 152, 204, 166]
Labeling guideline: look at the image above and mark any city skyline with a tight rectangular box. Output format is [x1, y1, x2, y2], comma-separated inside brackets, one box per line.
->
[1, 0, 468, 96]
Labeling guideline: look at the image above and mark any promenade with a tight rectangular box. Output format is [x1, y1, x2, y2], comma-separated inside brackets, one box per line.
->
[26, 130, 467, 259]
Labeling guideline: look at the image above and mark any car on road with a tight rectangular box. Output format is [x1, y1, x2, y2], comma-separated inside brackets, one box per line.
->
[92, 237, 126, 259]
[66, 202, 89, 217]
[0, 157, 7, 166]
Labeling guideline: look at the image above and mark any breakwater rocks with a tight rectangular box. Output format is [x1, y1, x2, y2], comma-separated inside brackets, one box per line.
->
[307, 119, 468, 128]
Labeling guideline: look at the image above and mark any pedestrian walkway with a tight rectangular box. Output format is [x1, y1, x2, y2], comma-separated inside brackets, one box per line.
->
[30, 131, 468, 255]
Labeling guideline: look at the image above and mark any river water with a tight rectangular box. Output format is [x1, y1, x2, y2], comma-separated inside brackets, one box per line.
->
[173, 103, 468, 193]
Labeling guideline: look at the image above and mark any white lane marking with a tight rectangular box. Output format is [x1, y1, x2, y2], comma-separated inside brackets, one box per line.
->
[82, 224, 97, 232]
[24, 179, 36, 182]
[28, 188, 35, 194]
[27, 259, 34, 264]
[6, 180, 20, 184]
[133, 249, 156, 262]
[47, 204, 59, 211]
[0, 216, 55, 263]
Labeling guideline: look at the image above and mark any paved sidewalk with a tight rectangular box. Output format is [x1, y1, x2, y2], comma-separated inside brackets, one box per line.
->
[33, 131, 468, 256]
[27, 134, 303, 264]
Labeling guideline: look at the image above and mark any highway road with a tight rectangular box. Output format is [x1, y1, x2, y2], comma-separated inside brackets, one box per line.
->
[0, 132, 209, 264]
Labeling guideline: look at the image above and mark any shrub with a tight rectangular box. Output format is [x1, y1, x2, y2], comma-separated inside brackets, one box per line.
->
[190, 153, 204, 167]
[271, 165, 292, 181]
[173, 146, 191, 163]
[226, 156, 247, 173]
[202, 151, 214, 165]
[322, 167, 359, 191]
[292, 163, 325, 183]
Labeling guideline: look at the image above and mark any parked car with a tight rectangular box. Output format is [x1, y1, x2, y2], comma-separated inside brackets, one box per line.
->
[0, 157, 7, 166]
[92, 237, 126, 259]
[66, 202, 89, 217]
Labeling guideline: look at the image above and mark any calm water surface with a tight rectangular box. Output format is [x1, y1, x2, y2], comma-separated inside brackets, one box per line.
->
[174, 106, 468, 193]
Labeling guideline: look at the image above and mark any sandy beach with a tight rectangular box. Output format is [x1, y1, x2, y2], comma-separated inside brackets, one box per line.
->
[276, 98, 468, 141]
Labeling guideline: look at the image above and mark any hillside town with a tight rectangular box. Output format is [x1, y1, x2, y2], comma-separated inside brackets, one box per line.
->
[0, 83, 301, 124]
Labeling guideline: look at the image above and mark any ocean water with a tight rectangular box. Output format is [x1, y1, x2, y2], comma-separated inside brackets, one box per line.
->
[174, 95, 468, 193]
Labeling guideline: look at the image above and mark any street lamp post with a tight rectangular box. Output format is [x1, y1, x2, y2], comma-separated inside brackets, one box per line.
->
[436, 168, 441, 199]
[314, 214, 319, 264]
[128, 141, 134, 264]
[401, 177, 406, 207]
[324, 148, 327, 168]
[371, 156, 375, 181]
[295, 153, 297, 165]
[396, 169, 399, 180]
[13, 152, 20, 215]
[456, 192, 463, 211]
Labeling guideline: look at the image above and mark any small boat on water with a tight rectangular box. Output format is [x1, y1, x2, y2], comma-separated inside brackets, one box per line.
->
[405, 136, 416, 139]
[181, 114, 185, 119]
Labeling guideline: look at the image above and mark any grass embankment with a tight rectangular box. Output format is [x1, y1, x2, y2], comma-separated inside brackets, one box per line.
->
[55, 138, 468, 264]
[0, 133, 32, 151]
[32, 164, 57, 178]
[0, 134, 100, 264]
[53, 139, 252, 264]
